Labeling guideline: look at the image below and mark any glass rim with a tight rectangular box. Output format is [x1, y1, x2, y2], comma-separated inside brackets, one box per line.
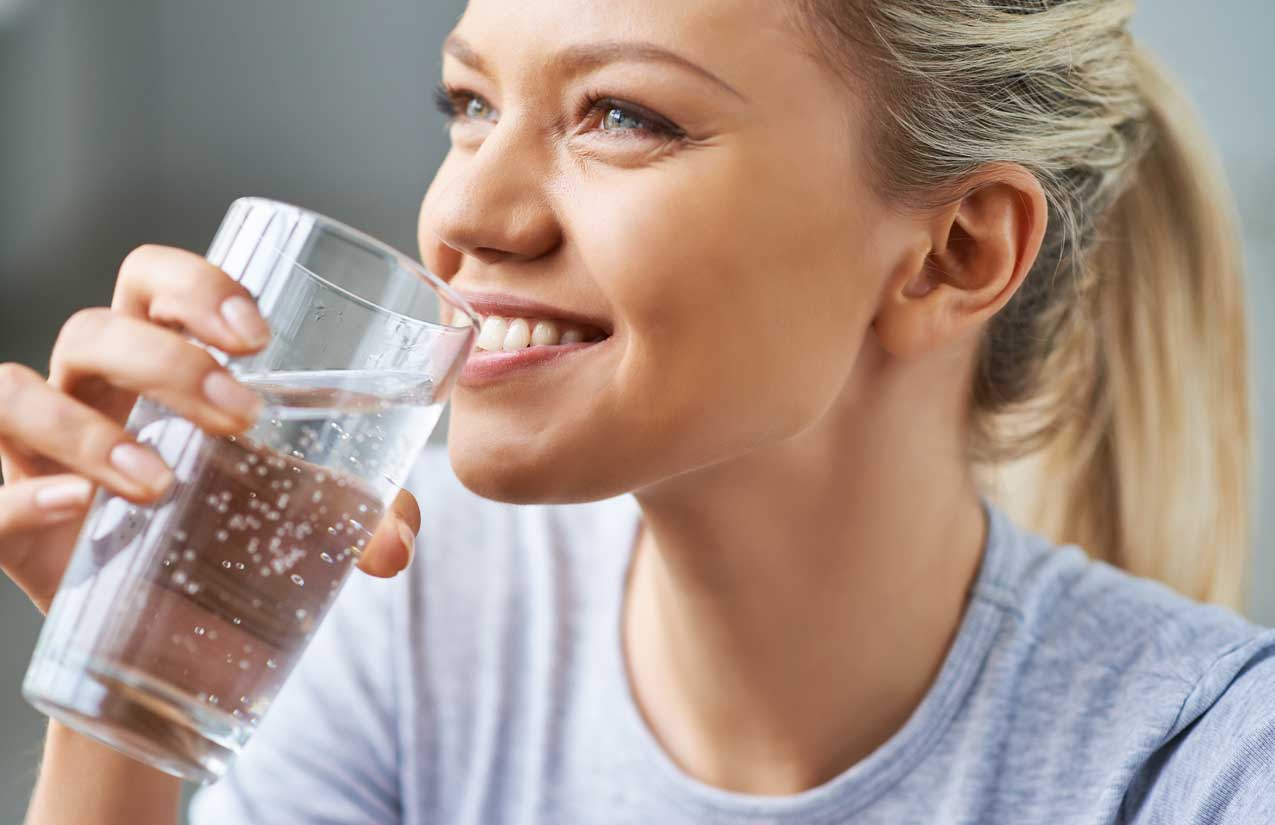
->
[230, 196, 482, 331]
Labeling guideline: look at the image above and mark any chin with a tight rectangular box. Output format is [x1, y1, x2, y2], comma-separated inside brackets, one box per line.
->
[445, 424, 631, 506]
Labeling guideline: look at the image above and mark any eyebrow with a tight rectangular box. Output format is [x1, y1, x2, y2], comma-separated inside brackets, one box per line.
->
[442, 33, 748, 102]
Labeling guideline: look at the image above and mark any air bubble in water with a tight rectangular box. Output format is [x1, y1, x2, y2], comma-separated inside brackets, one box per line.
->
[233, 617, 242, 625]
[266, 659, 278, 670]
[236, 562, 245, 570]
[291, 574, 305, 586]
[173, 570, 188, 585]
[185, 582, 202, 594]
[194, 626, 205, 636]
[208, 695, 219, 705]
[295, 608, 307, 620]
[320, 552, 333, 563]
[222, 560, 232, 568]
[183, 549, 196, 561]
[215, 530, 228, 541]
[238, 659, 251, 670]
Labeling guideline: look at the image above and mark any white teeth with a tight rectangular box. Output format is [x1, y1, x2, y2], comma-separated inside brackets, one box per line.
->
[450, 307, 473, 327]
[531, 320, 560, 346]
[477, 316, 509, 350]
[474, 314, 602, 351]
[502, 318, 531, 351]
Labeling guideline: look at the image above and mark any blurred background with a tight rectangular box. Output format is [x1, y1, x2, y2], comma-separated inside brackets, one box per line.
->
[0, 0, 1271, 819]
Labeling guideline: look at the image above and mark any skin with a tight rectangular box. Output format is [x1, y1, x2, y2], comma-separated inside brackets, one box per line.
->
[422, 0, 1047, 795]
[5, 0, 1047, 815]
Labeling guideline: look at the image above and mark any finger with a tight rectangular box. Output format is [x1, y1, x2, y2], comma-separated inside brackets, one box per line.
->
[0, 363, 175, 502]
[356, 489, 420, 578]
[0, 474, 95, 535]
[49, 309, 264, 435]
[113, 244, 271, 356]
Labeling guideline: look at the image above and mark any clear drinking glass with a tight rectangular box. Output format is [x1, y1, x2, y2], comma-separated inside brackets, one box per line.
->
[22, 196, 479, 783]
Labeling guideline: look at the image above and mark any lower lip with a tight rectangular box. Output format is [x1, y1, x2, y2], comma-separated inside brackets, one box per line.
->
[458, 336, 612, 388]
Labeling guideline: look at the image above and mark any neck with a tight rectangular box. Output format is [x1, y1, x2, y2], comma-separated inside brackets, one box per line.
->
[623, 346, 988, 795]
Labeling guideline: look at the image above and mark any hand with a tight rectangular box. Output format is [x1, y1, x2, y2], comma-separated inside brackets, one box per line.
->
[0, 244, 420, 614]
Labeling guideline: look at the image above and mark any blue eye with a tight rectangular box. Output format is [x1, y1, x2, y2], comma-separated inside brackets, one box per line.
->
[589, 96, 682, 138]
[464, 96, 494, 120]
[431, 83, 684, 140]
[602, 105, 648, 132]
[433, 83, 496, 122]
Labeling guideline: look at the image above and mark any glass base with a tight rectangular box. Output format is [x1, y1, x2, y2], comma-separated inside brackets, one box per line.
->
[23, 656, 241, 784]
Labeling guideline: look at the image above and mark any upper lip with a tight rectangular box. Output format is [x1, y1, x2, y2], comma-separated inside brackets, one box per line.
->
[453, 290, 612, 336]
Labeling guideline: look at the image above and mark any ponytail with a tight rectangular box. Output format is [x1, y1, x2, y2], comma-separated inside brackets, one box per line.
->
[797, 2, 1253, 609]
[984, 45, 1253, 611]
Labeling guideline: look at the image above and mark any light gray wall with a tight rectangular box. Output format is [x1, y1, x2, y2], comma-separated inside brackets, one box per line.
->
[0, 1, 1272, 820]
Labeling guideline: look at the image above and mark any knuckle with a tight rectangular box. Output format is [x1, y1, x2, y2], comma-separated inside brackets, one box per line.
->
[118, 243, 160, 282]
[0, 362, 35, 407]
[53, 307, 111, 358]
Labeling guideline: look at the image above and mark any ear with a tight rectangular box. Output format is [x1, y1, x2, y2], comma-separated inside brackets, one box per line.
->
[873, 163, 1048, 359]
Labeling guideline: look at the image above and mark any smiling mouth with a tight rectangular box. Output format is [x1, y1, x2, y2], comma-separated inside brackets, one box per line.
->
[454, 309, 610, 352]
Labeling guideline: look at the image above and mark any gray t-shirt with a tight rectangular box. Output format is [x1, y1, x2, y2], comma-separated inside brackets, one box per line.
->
[189, 446, 1275, 823]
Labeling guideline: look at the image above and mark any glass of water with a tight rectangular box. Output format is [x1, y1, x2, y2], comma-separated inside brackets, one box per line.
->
[22, 196, 479, 783]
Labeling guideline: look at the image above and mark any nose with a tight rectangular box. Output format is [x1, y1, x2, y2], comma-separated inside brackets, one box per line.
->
[420, 122, 562, 275]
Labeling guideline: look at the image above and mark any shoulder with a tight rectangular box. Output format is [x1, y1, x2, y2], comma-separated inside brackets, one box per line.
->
[976, 500, 1267, 695]
[969, 501, 1275, 819]
[1119, 632, 1275, 822]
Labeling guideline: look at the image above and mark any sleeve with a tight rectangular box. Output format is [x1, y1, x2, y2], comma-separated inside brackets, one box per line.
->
[187, 567, 403, 824]
[1123, 630, 1275, 824]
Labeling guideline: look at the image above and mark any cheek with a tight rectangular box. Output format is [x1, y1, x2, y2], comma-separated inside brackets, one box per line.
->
[567, 146, 875, 442]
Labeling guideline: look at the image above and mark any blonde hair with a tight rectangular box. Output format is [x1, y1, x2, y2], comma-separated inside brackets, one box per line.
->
[793, 0, 1253, 610]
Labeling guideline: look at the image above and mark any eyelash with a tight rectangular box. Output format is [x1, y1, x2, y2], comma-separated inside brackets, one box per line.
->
[431, 82, 685, 140]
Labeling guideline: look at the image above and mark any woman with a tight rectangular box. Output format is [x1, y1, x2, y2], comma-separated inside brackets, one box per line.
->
[6, 0, 1272, 822]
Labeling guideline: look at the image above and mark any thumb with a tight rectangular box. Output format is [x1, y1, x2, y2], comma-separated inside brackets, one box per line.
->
[356, 487, 420, 578]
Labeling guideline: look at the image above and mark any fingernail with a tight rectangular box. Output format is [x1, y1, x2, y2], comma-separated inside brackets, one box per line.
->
[396, 518, 416, 563]
[203, 370, 264, 422]
[220, 295, 271, 348]
[35, 478, 93, 510]
[109, 443, 175, 495]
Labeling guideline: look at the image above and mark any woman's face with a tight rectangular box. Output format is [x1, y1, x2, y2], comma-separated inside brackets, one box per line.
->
[419, 0, 911, 503]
